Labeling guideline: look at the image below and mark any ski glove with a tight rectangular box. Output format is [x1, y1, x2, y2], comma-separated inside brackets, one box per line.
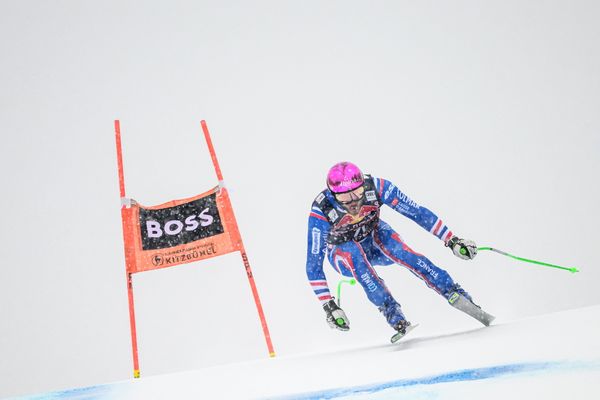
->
[447, 236, 478, 260]
[323, 299, 350, 331]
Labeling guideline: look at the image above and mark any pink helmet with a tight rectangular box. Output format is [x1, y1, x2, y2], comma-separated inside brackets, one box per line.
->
[326, 162, 364, 193]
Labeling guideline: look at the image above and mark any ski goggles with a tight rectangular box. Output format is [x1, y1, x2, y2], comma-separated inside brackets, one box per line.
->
[334, 185, 365, 205]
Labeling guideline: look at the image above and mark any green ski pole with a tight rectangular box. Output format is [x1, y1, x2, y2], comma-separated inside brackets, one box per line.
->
[336, 278, 357, 308]
[461, 247, 579, 273]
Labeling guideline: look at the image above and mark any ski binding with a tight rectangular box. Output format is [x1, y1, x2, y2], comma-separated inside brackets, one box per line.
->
[391, 323, 419, 344]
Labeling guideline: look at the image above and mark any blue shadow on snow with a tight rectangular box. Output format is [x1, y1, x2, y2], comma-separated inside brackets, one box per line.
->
[274, 360, 600, 400]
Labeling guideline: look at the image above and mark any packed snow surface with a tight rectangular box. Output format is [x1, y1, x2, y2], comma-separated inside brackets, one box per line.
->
[12, 304, 600, 400]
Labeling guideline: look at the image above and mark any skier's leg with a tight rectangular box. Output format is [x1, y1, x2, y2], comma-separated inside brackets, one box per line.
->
[328, 240, 408, 330]
[373, 221, 472, 302]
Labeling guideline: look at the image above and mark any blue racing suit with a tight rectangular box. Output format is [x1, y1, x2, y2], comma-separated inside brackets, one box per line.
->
[306, 176, 459, 329]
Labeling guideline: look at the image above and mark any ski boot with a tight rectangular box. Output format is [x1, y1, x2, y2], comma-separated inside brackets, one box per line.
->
[446, 283, 474, 303]
[379, 299, 417, 343]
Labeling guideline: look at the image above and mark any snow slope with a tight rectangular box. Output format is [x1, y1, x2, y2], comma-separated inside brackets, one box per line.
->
[12, 304, 600, 400]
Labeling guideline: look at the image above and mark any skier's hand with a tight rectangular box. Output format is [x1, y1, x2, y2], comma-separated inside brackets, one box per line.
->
[323, 299, 350, 331]
[446, 236, 477, 260]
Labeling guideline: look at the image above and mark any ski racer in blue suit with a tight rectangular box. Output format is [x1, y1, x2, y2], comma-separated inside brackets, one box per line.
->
[306, 162, 480, 338]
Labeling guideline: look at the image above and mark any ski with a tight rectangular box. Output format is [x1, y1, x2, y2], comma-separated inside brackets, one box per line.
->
[390, 323, 419, 344]
[448, 292, 495, 326]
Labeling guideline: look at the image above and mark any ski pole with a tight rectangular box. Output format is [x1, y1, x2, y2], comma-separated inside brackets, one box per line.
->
[461, 247, 579, 273]
[336, 278, 356, 308]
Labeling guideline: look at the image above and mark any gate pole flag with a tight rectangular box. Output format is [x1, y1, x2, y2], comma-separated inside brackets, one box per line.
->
[114, 120, 276, 378]
[201, 120, 276, 358]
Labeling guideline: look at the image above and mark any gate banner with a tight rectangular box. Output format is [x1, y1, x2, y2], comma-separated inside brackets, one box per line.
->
[115, 119, 276, 378]
[122, 186, 241, 273]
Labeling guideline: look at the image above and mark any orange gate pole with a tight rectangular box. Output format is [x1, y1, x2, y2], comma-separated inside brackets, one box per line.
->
[114, 120, 141, 378]
[201, 120, 276, 358]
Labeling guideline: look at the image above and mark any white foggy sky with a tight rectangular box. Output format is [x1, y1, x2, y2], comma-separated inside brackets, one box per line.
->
[1, 1, 599, 398]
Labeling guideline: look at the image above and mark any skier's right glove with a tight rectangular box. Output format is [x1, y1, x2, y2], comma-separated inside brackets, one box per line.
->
[323, 299, 350, 331]
[446, 236, 478, 260]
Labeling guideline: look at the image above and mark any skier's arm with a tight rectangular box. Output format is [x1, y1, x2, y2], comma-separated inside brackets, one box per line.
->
[374, 177, 478, 259]
[373, 177, 454, 243]
[306, 206, 334, 304]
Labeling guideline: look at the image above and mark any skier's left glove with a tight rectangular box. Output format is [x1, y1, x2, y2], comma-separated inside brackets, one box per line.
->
[446, 236, 478, 260]
[323, 299, 350, 331]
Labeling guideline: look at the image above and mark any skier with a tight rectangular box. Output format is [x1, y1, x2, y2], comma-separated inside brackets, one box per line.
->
[306, 161, 492, 342]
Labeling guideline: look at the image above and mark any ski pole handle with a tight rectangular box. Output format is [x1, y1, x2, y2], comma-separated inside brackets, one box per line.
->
[477, 247, 579, 273]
